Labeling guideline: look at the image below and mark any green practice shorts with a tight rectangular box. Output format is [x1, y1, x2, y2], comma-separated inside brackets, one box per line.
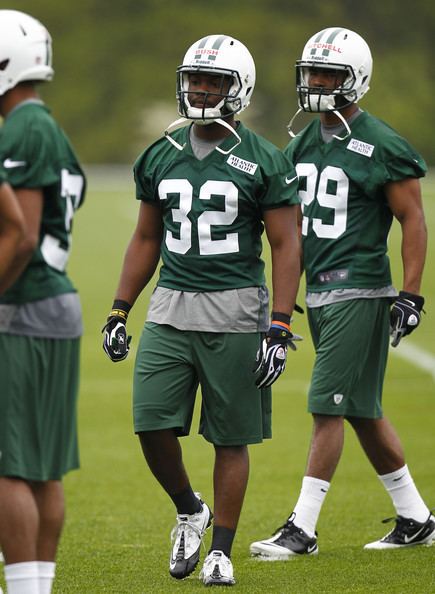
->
[133, 323, 272, 446]
[0, 335, 80, 481]
[307, 298, 390, 418]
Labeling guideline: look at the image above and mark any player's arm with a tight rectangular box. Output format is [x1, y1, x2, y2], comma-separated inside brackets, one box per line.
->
[114, 200, 163, 306]
[254, 205, 301, 388]
[103, 200, 163, 362]
[386, 177, 427, 294]
[264, 204, 301, 316]
[385, 177, 427, 346]
[0, 182, 25, 287]
[0, 188, 42, 294]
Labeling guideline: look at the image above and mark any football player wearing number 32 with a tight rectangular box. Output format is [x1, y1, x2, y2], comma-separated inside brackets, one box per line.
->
[251, 27, 433, 560]
[103, 35, 301, 586]
[0, 10, 86, 594]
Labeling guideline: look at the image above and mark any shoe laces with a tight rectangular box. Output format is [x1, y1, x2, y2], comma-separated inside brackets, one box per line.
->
[274, 512, 317, 538]
[203, 551, 232, 576]
[379, 509, 434, 540]
[170, 508, 208, 553]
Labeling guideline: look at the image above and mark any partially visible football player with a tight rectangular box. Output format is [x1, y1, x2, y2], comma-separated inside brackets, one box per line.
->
[0, 171, 24, 285]
[251, 26, 433, 559]
[0, 10, 86, 594]
[103, 34, 301, 586]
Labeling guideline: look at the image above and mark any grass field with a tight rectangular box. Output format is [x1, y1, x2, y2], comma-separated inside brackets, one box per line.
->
[3, 169, 434, 593]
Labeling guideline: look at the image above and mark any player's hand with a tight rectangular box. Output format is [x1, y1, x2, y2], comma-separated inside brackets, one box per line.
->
[390, 291, 425, 348]
[102, 300, 132, 362]
[253, 312, 302, 388]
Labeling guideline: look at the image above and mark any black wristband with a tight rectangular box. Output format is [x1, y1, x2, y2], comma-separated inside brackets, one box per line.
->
[112, 299, 132, 314]
[271, 311, 291, 326]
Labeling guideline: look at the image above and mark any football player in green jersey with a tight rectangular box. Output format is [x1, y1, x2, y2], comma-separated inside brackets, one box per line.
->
[103, 35, 301, 586]
[0, 170, 24, 284]
[0, 11, 86, 594]
[251, 27, 433, 559]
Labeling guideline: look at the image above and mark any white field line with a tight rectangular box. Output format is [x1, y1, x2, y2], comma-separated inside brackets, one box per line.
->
[390, 341, 435, 381]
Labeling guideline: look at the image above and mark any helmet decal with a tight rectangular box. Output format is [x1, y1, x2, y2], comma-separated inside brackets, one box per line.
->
[308, 27, 347, 59]
[194, 35, 227, 62]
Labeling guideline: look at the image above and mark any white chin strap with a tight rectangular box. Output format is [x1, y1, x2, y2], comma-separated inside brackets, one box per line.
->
[164, 117, 241, 154]
[287, 95, 351, 141]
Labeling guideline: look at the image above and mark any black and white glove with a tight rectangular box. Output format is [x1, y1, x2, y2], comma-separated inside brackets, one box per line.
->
[253, 312, 302, 388]
[102, 299, 132, 362]
[390, 291, 425, 348]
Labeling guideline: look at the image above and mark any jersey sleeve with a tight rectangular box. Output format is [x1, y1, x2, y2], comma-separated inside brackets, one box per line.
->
[259, 149, 300, 211]
[4, 126, 59, 189]
[383, 149, 427, 183]
[0, 164, 7, 184]
[133, 150, 154, 202]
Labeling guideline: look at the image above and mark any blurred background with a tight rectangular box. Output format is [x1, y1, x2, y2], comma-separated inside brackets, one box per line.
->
[6, 0, 435, 165]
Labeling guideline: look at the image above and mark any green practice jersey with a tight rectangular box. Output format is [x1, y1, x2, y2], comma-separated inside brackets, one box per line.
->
[0, 102, 86, 304]
[285, 111, 426, 292]
[134, 122, 299, 292]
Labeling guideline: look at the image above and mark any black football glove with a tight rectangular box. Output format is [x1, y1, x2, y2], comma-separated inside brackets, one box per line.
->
[390, 291, 425, 348]
[102, 299, 132, 362]
[253, 312, 302, 388]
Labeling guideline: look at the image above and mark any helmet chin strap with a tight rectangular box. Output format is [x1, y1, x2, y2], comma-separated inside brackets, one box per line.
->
[164, 116, 241, 154]
[164, 117, 189, 151]
[214, 118, 241, 154]
[287, 95, 352, 141]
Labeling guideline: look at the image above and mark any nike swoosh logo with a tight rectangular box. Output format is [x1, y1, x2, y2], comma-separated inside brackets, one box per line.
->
[307, 544, 317, 553]
[3, 158, 27, 168]
[403, 525, 426, 544]
[392, 474, 406, 482]
[403, 299, 416, 307]
[285, 175, 298, 185]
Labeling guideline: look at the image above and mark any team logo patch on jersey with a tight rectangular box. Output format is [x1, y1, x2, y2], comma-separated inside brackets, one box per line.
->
[333, 393, 344, 405]
[346, 138, 375, 158]
[226, 154, 258, 175]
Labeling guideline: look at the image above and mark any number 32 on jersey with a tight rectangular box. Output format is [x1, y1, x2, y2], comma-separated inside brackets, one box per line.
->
[159, 179, 239, 256]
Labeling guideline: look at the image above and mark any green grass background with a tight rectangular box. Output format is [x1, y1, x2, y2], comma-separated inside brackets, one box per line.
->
[3, 170, 434, 593]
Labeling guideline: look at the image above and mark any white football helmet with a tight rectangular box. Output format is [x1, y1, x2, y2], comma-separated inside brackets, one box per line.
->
[176, 34, 256, 123]
[296, 27, 372, 113]
[0, 10, 53, 96]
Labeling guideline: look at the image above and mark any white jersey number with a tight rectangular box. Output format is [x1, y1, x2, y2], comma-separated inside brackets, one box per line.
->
[158, 179, 239, 255]
[296, 163, 348, 239]
[40, 169, 84, 271]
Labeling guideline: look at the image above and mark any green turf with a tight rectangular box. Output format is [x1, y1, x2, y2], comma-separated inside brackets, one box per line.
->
[2, 171, 434, 593]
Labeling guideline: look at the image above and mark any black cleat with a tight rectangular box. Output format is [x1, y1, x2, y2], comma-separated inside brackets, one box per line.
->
[250, 513, 318, 560]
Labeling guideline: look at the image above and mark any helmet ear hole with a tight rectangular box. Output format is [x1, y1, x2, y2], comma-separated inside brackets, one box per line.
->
[0, 59, 9, 71]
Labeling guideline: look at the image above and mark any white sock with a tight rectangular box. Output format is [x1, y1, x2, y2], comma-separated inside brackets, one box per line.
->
[378, 464, 429, 522]
[292, 476, 330, 537]
[4, 562, 39, 594]
[37, 562, 55, 594]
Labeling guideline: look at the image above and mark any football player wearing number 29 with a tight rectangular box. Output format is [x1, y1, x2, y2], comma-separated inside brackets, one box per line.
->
[0, 10, 86, 594]
[251, 27, 434, 560]
[103, 35, 301, 586]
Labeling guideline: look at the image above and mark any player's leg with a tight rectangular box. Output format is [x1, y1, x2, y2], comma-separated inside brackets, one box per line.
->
[0, 478, 40, 592]
[32, 480, 65, 560]
[0, 335, 80, 593]
[196, 331, 267, 585]
[133, 323, 212, 580]
[349, 416, 434, 549]
[212, 444, 249, 551]
[0, 478, 38, 562]
[250, 299, 386, 559]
